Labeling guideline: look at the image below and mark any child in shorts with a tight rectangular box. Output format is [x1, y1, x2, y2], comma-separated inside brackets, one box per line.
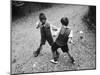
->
[34, 13, 59, 57]
[50, 17, 75, 64]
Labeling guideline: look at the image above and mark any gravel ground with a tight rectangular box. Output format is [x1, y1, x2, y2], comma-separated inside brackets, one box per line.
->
[11, 4, 96, 74]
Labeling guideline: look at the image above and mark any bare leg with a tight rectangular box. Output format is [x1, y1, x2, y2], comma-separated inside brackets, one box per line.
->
[52, 50, 59, 61]
[61, 45, 75, 64]
[55, 51, 59, 61]
[34, 44, 43, 57]
[50, 50, 59, 64]
[67, 51, 75, 64]
[51, 43, 59, 61]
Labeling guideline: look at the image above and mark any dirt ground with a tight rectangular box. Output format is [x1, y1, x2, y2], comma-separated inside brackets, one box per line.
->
[11, 5, 96, 74]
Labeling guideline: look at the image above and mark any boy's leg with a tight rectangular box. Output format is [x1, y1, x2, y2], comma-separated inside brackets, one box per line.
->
[34, 44, 43, 57]
[34, 37, 46, 57]
[47, 36, 54, 46]
[61, 45, 75, 64]
[51, 42, 59, 62]
[47, 36, 60, 63]
[67, 51, 75, 64]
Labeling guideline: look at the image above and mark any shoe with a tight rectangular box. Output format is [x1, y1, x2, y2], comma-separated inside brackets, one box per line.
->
[72, 60, 75, 64]
[50, 59, 58, 64]
[33, 51, 39, 57]
[71, 58, 75, 64]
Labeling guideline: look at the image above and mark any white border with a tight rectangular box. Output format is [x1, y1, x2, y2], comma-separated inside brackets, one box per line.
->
[15, 0, 96, 5]
[0, 0, 99, 75]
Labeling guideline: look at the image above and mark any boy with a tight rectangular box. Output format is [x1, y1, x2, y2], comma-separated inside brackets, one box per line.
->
[50, 17, 75, 64]
[34, 13, 59, 57]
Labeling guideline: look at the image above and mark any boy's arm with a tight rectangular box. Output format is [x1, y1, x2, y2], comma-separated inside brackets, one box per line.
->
[50, 24, 61, 37]
[36, 21, 40, 29]
[51, 24, 59, 31]
[68, 30, 73, 43]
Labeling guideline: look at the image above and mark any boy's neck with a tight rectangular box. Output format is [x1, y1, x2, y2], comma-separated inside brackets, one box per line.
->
[40, 21, 46, 25]
[42, 22, 45, 25]
[62, 25, 68, 28]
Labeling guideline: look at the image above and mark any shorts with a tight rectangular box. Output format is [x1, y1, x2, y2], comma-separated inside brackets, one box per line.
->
[40, 36, 54, 46]
[51, 42, 69, 53]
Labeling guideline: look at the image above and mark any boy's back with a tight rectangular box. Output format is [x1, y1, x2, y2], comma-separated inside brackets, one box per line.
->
[56, 27, 71, 46]
[50, 17, 75, 64]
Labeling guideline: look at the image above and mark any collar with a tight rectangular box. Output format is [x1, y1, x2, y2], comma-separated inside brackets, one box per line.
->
[62, 25, 69, 28]
[40, 22, 46, 26]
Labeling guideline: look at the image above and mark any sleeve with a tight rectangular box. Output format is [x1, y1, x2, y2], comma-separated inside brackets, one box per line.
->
[68, 30, 73, 43]
[68, 30, 73, 38]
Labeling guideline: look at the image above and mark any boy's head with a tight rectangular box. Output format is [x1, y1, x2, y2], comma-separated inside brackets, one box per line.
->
[39, 13, 47, 24]
[61, 17, 69, 26]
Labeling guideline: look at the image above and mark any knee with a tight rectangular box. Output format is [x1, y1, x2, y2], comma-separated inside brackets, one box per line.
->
[51, 46, 54, 52]
[63, 49, 69, 53]
[40, 43, 45, 46]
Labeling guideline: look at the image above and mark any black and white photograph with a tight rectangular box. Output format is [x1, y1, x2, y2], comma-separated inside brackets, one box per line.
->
[11, 0, 96, 74]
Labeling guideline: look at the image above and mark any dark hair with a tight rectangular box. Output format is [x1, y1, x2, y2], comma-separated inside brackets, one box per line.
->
[39, 13, 47, 20]
[61, 17, 69, 26]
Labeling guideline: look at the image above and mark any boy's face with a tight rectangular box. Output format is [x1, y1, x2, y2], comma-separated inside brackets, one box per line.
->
[40, 19, 46, 24]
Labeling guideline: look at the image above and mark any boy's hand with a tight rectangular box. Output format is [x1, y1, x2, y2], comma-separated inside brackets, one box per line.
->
[36, 21, 40, 29]
[36, 26, 39, 29]
[69, 40, 73, 44]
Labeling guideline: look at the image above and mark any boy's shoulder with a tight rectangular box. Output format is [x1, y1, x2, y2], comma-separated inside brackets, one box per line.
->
[67, 26, 72, 30]
[63, 26, 72, 33]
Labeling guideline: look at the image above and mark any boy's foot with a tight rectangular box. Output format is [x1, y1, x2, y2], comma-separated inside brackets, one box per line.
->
[70, 58, 75, 64]
[50, 59, 58, 64]
[33, 51, 39, 57]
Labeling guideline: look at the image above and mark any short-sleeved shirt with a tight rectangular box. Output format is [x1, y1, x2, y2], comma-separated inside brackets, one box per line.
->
[55, 26, 73, 46]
